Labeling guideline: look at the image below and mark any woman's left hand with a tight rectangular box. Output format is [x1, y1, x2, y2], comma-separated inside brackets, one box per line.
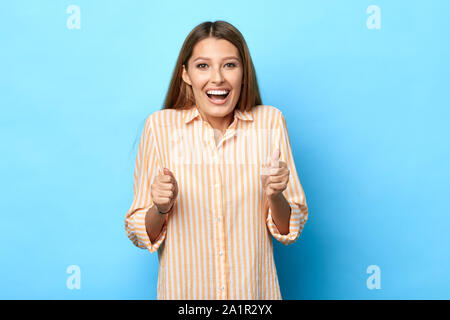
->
[261, 148, 290, 199]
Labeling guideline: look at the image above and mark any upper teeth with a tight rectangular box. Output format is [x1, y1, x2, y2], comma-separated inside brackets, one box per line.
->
[207, 90, 229, 95]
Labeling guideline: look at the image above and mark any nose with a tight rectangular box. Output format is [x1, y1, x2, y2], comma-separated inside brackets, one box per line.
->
[211, 66, 224, 83]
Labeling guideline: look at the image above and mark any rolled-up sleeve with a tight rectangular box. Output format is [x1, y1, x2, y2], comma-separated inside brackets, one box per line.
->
[266, 111, 309, 245]
[125, 116, 167, 253]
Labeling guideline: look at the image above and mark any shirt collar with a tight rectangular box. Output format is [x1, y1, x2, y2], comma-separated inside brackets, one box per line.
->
[183, 105, 254, 124]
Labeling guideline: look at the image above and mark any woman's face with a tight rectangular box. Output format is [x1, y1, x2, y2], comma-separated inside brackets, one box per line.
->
[182, 37, 243, 127]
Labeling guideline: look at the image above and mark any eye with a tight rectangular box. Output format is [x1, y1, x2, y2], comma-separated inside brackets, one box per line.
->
[225, 63, 236, 68]
[196, 63, 207, 69]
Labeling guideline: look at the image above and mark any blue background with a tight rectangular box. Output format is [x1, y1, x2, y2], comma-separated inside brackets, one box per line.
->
[1, 0, 449, 299]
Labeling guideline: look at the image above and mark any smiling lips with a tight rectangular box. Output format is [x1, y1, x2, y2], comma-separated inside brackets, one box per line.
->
[205, 88, 231, 105]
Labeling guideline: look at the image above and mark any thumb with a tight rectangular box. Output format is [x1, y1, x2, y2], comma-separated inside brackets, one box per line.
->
[270, 148, 280, 168]
[163, 168, 173, 176]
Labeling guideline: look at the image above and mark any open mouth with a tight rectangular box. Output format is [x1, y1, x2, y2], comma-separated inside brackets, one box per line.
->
[205, 89, 230, 104]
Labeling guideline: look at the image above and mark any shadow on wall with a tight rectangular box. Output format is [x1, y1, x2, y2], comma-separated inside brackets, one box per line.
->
[273, 134, 343, 300]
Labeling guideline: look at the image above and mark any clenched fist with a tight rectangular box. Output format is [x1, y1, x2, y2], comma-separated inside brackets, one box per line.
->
[261, 148, 290, 199]
[151, 167, 179, 214]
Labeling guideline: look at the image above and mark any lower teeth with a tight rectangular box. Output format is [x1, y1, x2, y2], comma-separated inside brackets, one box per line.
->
[208, 94, 228, 100]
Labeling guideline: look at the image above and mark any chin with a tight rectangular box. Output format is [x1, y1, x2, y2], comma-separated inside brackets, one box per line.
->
[210, 106, 234, 117]
[202, 101, 234, 116]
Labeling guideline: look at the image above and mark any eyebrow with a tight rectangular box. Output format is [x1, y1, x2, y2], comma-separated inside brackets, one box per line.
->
[193, 56, 240, 62]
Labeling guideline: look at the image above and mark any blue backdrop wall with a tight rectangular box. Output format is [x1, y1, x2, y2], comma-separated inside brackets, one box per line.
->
[1, 0, 449, 299]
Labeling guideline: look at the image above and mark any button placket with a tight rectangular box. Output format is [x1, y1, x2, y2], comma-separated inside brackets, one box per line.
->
[213, 155, 227, 299]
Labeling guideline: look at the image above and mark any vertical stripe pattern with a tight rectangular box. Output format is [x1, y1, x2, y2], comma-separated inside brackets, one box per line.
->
[124, 105, 308, 300]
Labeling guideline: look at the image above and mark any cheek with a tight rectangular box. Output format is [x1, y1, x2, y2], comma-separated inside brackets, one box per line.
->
[230, 71, 243, 90]
[189, 73, 209, 90]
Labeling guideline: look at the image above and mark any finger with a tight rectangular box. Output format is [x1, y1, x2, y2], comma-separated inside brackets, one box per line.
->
[268, 182, 287, 191]
[154, 196, 172, 205]
[269, 174, 288, 183]
[260, 166, 273, 176]
[157, 167, 171, 180]
[159, 182, 175, 191]
[164, 168, 176, 180]
[266, 167, 288, 177]
[165, 170, 178, 192]
[270, 148, 280, 168]
[278, 160, 287, 168]
[164, 168, 179, 188]
[158, 175, 172, 183]
[155, 189, 174, 199]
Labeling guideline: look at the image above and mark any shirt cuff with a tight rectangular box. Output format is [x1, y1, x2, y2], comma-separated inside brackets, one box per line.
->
[266, 203, 308, 245]
[129, 204, 169, 253]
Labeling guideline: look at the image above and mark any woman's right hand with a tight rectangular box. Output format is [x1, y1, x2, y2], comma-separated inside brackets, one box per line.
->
[151, 168, 179, 214]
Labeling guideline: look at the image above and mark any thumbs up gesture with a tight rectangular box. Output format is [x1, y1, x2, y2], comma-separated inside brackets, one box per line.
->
[151, 167, 179, 214]
[260, 148, 290, 199]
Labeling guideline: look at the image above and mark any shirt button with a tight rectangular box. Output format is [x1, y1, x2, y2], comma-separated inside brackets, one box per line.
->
[217, 217, 221, 222]
[215, 183, 220, 188]
[219, 251, 223, 256]
[220, 286, 225, 291]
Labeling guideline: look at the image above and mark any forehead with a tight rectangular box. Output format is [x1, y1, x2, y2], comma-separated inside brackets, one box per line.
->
[191, 38, 240, 60]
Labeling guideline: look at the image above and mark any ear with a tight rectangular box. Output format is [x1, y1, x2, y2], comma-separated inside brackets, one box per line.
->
[181, 64, 192, 86]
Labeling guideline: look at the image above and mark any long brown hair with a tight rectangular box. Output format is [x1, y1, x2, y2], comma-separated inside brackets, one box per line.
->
[162, 20, 262, 112]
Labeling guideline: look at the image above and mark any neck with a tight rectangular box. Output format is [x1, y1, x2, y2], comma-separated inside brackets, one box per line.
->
[197, 107, 235, 134]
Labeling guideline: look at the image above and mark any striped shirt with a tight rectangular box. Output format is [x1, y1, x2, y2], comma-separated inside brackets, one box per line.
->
[124, 104, 308, 300]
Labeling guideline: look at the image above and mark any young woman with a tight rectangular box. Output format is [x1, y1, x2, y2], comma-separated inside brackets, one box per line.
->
[125, 20, 308, 300]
